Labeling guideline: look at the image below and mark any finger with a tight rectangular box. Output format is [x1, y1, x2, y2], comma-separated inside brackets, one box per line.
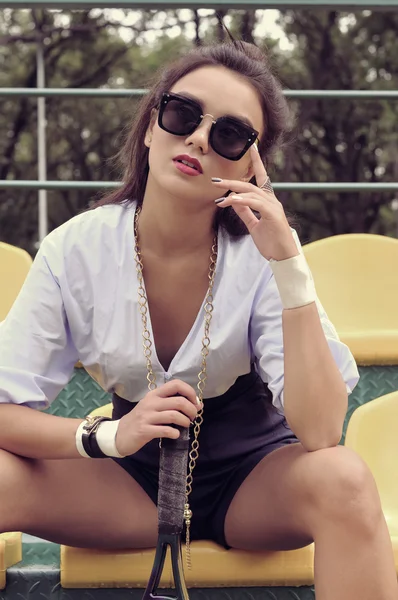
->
[249, 143, 268, 187]
[149, 425, 180, 440]
[152, 410, 192, 429]
[216, 192, 276, 216]
[211, 178, 258, 195]
[155, 397, 199, 421]
[228, 202, 260, 233]
[155, 379, 201, 406]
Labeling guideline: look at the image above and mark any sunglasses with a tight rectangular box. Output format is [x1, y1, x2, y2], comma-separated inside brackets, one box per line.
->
[158, 92, 259, 161]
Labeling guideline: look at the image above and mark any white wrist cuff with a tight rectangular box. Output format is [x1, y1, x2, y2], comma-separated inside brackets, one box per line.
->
[75, 419, 125, 458]
[76, 421, 90, 458]
[96, 419, 125, 458]
[269, 253, 317, 310]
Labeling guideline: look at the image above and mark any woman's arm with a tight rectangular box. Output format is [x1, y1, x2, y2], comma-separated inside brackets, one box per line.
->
[0, 232, 81, 458]
[0, 404, 84, 459]
[250, 244, 359, 453]
[282, 302, 348, 452]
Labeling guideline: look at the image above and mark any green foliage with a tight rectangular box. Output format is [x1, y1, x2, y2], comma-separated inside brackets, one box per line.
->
[272, 9, 398, 240]
[0, 8, 397, 253]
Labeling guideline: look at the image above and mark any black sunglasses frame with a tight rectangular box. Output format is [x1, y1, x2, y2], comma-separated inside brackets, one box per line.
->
[158, 92, 259, 161]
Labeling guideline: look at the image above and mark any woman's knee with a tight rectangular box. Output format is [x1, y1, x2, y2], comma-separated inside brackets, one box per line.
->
[302, 446, 383, 534]
[0, 449, 36, 532]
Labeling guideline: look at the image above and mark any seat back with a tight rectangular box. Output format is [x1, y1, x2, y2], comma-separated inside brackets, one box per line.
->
[89, 403, 113, 418]
[303, 234, 398, 364]
[345, 390, 398, 535]
[0, 242, 32, 321]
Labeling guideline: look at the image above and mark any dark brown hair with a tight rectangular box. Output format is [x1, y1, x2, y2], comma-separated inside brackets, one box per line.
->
[93, 40, 293, 237]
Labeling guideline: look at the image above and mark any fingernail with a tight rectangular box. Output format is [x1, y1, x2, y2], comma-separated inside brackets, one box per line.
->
[230, 195, 244, 200]
[212, 177, 223, 182]
[252, 142, 259, 152]
[215, 197, 226, 204]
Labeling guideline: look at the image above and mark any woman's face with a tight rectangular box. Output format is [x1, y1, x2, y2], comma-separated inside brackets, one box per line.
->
[144, 65, 264, 204]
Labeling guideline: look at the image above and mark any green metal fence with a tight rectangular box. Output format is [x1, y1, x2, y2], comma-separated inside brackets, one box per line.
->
[1, 4, 398, 239]
[2, 88, 397, 99]
[4, 0, 398, 6]
[1, 87, 397, 194]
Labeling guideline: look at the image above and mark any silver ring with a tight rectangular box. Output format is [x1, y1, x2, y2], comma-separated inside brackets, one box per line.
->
[260, 177, 274, 193]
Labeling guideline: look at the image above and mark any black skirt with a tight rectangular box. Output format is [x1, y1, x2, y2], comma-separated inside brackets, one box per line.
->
[111, 366, 299, 549]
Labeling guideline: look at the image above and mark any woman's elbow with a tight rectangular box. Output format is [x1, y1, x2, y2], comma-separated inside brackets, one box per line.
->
[298, 427, 343, 453]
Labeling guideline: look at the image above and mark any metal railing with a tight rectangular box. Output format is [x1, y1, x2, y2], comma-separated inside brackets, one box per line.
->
[2, 181, 398, 192]
[1, 9, 398, 240]
[4, 0, 398, 7]
[1, 88, 398, 99]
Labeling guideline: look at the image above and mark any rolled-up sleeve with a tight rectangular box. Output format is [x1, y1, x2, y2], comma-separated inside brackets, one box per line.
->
[0, 236, 78, 410]
[249, 238, 360, 412]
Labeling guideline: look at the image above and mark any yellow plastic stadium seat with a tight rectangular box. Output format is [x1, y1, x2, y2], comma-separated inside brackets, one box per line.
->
[61, 403, 315, 588]
[88, 403, 113, 418]
[61, 542, 315, 588]
[345, 390, 398, 571]
[0, 538, 5, 590]
[0, 242, 32, 322]
[0, 243, 33, 585]
[303, 234, 398, 365]
[0, 533, 23, 589]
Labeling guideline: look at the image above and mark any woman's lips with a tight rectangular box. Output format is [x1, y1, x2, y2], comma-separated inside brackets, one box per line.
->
[173, 160, 202, 177]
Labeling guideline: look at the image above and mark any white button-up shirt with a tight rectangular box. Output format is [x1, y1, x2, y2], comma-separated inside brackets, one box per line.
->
[0, 202, 359, 411]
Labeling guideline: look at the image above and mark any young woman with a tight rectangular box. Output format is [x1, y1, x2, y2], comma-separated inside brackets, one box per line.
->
[0, 41, 396, 600]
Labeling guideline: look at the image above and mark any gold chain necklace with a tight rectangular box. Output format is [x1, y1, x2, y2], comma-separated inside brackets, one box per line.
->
[133, 205, 218, 568]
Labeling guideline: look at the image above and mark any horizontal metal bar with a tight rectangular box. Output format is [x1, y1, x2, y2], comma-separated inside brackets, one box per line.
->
[0, 181, 119, 190]
[1, 88, 398, 99]
[0, 88, 147, 98]
[3, 0, 398, 7]
[285, 90, 398, 99]
[1, 181, 398, 192]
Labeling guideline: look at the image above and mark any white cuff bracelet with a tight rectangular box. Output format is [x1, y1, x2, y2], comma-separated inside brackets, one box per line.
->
[269, 253, 317, 310]
[75, 418, 124, 458]
[96, 419, 125, 458]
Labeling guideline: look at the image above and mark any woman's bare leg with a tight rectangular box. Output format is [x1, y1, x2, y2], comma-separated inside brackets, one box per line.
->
[225, 443, 398, 600]
[0, 449, 157, 549]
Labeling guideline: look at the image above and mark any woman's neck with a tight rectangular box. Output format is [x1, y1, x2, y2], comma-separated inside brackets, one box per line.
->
[137, 183, 216, 259]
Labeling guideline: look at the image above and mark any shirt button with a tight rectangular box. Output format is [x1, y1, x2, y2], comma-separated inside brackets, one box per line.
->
[165, 373, 172, 381]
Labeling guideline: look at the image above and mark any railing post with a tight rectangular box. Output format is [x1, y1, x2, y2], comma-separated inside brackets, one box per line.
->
[36, 37, 48, 242]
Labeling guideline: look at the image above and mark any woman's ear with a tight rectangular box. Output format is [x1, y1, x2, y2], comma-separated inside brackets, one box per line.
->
[144, 108, 157, 148]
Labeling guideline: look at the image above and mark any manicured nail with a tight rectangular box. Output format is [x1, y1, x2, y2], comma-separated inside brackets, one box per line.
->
[252, 142, 259, 152]
[214, 197, 226, 204]
[212, 177, 223, 182]
[230, 195, 244, 200]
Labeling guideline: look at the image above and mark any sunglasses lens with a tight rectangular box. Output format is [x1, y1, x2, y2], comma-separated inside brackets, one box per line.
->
[212, 119, 249, 159]
[161, 97, 200, 135]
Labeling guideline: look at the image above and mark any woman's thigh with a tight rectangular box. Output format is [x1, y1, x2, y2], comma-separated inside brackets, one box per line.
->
[0, 449, 158, 549]
[224, 442, 380, 551]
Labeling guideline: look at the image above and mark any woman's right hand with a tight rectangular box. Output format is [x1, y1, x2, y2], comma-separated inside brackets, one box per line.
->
[114, 380, 202, 457]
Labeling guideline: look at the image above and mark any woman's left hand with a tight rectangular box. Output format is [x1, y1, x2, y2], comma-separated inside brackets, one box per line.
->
[212, 145, 299, 262]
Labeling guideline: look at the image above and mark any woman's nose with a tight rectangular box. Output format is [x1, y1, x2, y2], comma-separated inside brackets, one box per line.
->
[184, 116, 213, 154]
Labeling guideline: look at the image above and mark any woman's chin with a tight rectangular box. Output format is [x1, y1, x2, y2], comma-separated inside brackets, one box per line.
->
[157, 173, 209, 200]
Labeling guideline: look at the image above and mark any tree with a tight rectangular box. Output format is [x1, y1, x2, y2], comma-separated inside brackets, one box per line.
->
[270, 9, 398, 241]
[0, 8, 397, 253]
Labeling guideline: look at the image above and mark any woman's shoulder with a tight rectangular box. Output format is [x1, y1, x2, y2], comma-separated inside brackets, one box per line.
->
[42, 202, 135, 255]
